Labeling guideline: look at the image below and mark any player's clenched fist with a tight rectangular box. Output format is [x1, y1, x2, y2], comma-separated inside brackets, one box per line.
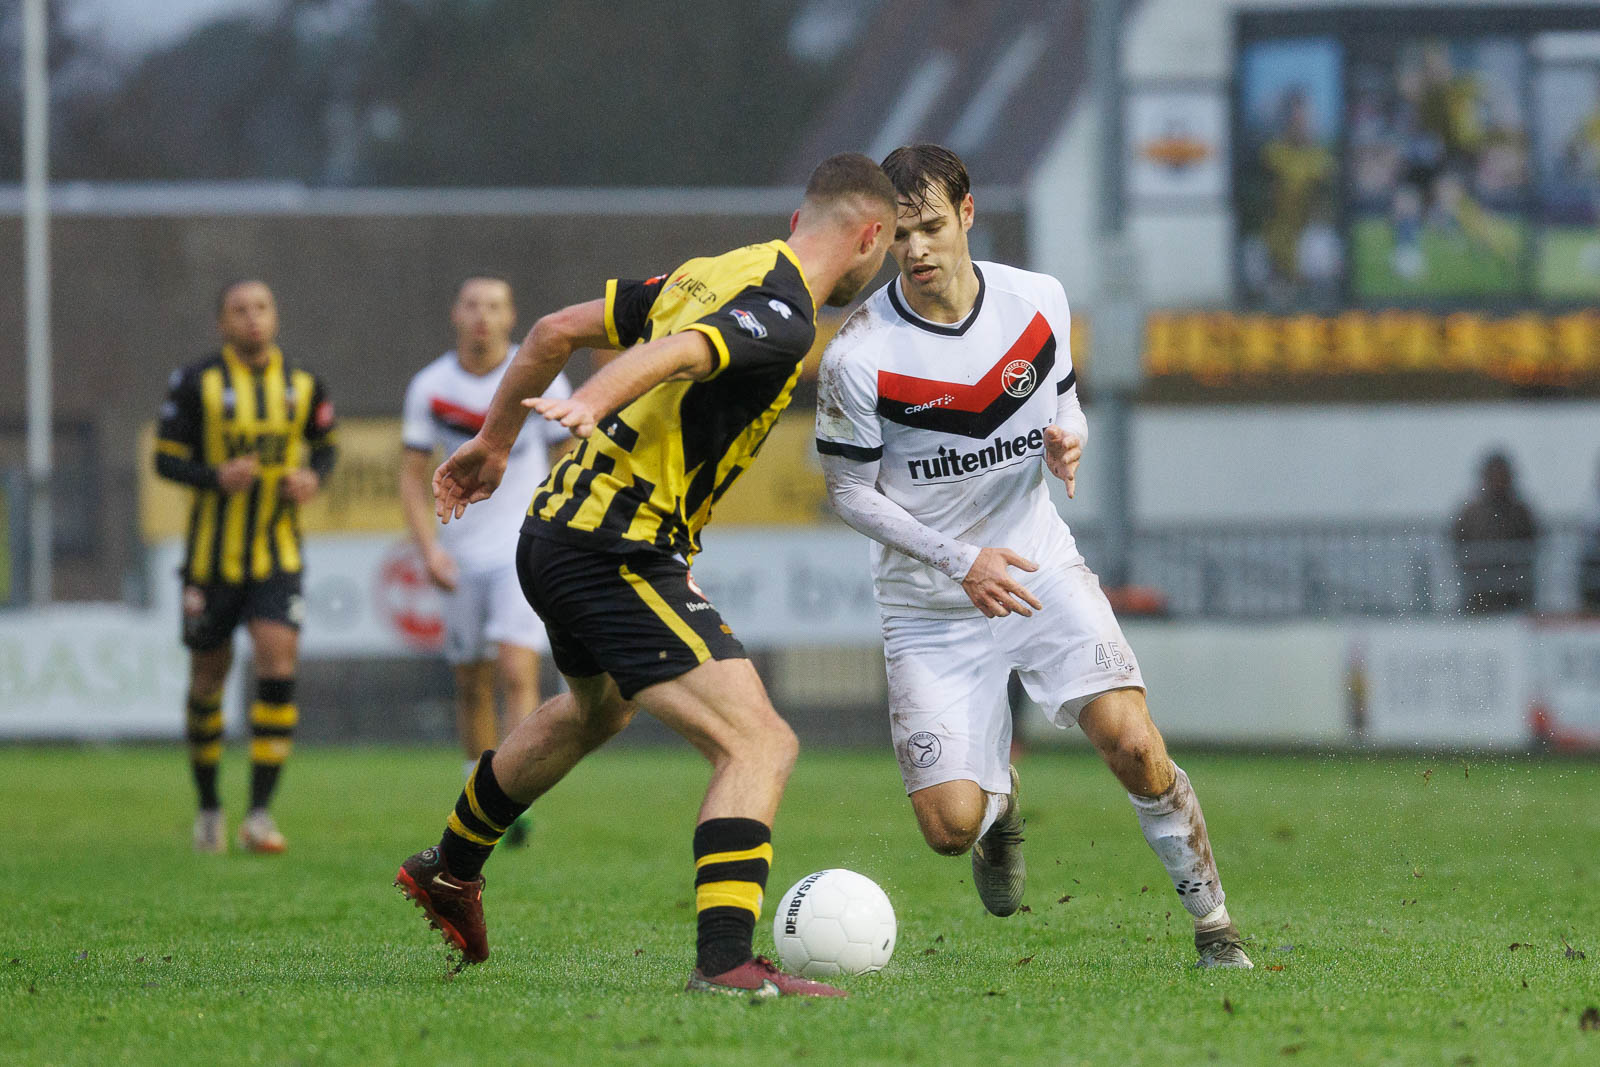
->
[278, 468, 322, 504]
[433, 437, 508, 523]
[524, 395, 600, 439]
[216, 455, 259, 493]
[1043, 425, 1082, 499]
[961, 546, 1043, 618]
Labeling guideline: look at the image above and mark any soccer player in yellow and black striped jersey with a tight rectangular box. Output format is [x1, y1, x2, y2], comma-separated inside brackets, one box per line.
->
[395, 154, 897, 996]
[154, 280, 338, 856]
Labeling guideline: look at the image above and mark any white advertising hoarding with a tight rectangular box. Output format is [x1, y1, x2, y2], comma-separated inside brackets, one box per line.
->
[1351, 620, 1531, 749]
[1528, 618, 1600, 748]
[0, 605, 195, 738]
[147, 527, 884, 659]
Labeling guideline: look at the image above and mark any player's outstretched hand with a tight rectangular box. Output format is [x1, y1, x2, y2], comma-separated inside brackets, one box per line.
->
[961, 547, 1042, 618]
[1043, 425, 1082, 499]
[433, 437, 507, 524]
[524, 395, 600, 439]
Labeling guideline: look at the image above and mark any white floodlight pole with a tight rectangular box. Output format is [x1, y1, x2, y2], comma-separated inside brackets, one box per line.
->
[23, 0, 54, 606]
[1090, 0, 1139, 587]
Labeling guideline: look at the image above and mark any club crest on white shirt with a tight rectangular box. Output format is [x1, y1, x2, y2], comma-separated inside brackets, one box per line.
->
[1001, 359, 1037, 398]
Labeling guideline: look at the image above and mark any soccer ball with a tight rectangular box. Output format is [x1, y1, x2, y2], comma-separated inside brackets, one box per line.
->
[772, 869, 896, 978]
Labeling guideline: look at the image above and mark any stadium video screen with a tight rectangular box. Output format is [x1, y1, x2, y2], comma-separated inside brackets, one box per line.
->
[1236, 9, 1600, 309]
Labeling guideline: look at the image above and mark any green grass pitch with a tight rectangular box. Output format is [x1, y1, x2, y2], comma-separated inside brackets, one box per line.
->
[5, 744, 1598, 1065]
[1350, 216, 1526, 299]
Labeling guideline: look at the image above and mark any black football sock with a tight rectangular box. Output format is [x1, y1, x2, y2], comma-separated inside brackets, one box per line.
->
[438, 750, 530, 881]
[185, 693, 224, 811]
[693, 817, 772, 976]
[248, 677, 297, 810]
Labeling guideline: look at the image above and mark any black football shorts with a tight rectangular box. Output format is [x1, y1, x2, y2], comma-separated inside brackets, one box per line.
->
[181, 571, 304, 652]
[516, 529, 746, 699]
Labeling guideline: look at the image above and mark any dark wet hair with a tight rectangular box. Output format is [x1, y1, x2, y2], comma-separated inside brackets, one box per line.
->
[881, 144, 971, 215]
[216, 278, 270, 315]
[804, 152, 898, 215]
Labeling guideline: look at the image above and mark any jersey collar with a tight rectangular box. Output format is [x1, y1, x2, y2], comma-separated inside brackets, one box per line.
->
[887, 263, 985, 337]
[222, 343, 283, 374]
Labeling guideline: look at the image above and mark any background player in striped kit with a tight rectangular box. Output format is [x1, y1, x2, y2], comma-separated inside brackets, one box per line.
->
[154, 279, 338, 854]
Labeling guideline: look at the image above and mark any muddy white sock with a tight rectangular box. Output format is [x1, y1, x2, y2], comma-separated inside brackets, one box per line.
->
[1128, 763, 1226, 918]
[977, 790, 1008, 841]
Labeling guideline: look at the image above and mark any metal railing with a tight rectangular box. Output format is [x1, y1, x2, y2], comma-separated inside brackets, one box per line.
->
[1073, 521, 1599, 619]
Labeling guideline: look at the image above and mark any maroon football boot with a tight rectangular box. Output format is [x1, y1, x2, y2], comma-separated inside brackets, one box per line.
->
[394, 846, 489, 968]
[685, 955, 847, 998]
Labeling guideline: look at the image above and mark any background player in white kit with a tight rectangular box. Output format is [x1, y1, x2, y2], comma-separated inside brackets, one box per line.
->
[400, 276, 573, 844]
[815, 145, 1251, 968]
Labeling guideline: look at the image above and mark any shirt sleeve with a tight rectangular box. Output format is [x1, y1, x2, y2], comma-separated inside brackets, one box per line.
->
[153, 366, 218, 489]
[603, 274, 668, 348]
[400, 370, 435, 453]
[1041, 278, 1088, 445]
[1040, 277, 1077, 396]
[305, 375, 339, 479]
[306, 375, 338, 446]
[814, 328, 883, 463]
[680, 287, 816, 380]
[540, 371, 575, 446]
[822, 453, 980, 581]
[155, 367, 202, 457]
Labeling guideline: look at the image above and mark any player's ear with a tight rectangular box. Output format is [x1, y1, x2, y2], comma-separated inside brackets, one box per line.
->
[960, 193, 975, 231]
[791, 208, 802, 234]
[859, 219, 884, 254]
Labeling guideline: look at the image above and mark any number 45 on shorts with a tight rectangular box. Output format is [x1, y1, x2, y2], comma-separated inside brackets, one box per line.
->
[1094, 641, 1131, 671]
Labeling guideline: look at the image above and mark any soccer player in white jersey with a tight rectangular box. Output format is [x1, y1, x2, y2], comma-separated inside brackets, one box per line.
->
[815, 145, 1251, 968]
[400, 277, 573, 845]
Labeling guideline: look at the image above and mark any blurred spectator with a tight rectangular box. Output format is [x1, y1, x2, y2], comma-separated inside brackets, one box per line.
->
[1453, 451, 1539, 614]
[1580, 455, 1600, 613]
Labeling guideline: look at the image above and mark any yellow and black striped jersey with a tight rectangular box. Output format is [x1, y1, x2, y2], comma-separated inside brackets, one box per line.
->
[154, 344, 338, 584]
[527, 239, 816, 559]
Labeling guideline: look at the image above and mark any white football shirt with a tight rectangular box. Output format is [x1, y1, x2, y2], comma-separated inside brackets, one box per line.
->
[815, 262, 1081, 617]
[402, 348, 572, 574]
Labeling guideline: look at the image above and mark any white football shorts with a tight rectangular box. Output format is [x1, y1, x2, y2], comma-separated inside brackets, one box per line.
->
[441, 564, 551, 665]
[882, 556, 1144, 796]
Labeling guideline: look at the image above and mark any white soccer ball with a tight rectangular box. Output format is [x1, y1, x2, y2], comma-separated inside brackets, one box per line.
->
[772, 868, 896, 978]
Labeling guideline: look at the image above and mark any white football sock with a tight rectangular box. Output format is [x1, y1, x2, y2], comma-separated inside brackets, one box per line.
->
[1127, 762, 1227, 919]
[976, 789, 1008, 842]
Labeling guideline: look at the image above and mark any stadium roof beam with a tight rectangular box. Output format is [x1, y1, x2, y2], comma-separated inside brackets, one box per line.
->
[0, 183, 1024, 219]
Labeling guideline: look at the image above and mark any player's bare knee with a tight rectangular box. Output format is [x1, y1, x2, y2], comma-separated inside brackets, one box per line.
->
[585, 701, 635, 745]
[766, 715, 800, 772]
[566, 691, 633, 747]
[919, 814, 980, 856]
[711, 708, 796, 776]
